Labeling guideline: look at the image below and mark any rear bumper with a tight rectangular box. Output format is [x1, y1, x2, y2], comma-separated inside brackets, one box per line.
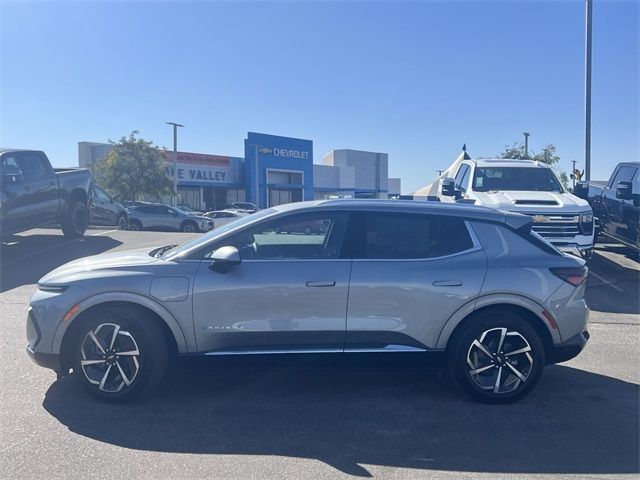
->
[26, 346, 63, 374]
[549, 330, 590, 364]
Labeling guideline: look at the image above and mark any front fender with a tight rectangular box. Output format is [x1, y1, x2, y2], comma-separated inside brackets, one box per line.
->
[52, 291, 192, 354]
[435, 293, 562, 350]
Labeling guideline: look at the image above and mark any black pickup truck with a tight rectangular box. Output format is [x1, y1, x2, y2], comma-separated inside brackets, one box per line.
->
[1, 149, 92, 238]
[575, 162, 639, 252]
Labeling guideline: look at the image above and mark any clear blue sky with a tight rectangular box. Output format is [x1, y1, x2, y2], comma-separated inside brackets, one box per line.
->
[1, 0, 637, 193]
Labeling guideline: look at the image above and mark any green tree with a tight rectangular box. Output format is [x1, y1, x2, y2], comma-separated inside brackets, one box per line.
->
[94, 131, 174, 201]
[498, 142, 569, 189]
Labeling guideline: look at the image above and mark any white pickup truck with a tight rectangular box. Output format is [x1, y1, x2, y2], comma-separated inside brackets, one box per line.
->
[415, 155, 595, 258]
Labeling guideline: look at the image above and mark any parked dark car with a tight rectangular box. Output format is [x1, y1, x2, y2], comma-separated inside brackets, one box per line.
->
[89, 184, 128, 229]
[575, 162, 639, 252]
[0, 149, 92, 238]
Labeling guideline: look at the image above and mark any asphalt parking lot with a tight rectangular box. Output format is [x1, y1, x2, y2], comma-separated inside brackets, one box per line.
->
[1, 228, 638, 479]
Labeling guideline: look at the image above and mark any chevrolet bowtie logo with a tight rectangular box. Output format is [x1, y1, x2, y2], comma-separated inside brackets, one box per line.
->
[533, 215, 547, 222]
[258, 147, 272, 155]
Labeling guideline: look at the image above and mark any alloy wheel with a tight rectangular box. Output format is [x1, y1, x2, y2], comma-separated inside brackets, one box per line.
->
[466, 327, 533, 394]
[80, 323, 140, 393]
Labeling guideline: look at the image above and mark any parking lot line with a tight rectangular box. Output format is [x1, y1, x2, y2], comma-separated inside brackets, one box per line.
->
[589, 270, 624, 293]
[90, 229, 117, 236]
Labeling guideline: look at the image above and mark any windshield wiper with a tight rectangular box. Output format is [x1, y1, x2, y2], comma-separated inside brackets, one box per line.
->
[152, 245, 178, 258]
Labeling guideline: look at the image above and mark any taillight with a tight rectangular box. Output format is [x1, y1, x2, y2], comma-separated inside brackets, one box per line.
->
[550, 266, 588, 286]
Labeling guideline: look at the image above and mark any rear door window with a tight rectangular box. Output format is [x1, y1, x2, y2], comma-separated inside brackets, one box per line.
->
[18, 153, 50, 179]
[344, 213, 475, 259]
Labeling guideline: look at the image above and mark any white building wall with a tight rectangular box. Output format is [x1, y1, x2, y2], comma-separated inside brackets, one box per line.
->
[388, 178, 402, 197]
[321, 149, 389, 198]
[78, 142, 113, 169]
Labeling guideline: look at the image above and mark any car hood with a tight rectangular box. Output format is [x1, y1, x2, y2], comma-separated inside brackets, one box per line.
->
[39, 247, 160, 285]
[472, 191, 590, 213]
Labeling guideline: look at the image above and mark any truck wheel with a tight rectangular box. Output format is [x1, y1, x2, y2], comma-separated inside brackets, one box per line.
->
[62, 201, 89, 238]
[70, 306, 168, 402]
[447, 311, 545, 404]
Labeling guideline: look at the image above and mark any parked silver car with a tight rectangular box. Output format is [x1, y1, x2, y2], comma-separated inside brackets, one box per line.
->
[203, 209, 247, 227]
[27, 200, 589, 403]
[127, 203, 214, 233]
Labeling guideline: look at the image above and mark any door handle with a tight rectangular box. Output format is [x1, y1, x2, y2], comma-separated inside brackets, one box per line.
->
[432, 280, 462, 287]
[306, 280, 336, 287]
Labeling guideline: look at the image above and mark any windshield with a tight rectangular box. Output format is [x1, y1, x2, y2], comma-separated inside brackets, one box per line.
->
[473, 167, 563, 192]
[162, 208, 278, 260]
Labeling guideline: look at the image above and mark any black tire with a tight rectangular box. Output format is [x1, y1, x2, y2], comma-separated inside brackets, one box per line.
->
[181, 221, 199, 233]
[117, 213, 128, 230]
[128, 220, 142, 231]
[70, 306, 168, 402]
[447, 310, 545, 404]
[61, 201, 89, 238]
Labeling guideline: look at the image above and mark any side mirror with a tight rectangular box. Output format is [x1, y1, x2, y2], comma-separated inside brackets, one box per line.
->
[616, 181, 633, 200]
[441, 177, 459, 197]
[209, 246, 241, 273]
[2, 171, 21, 187]
[573, 181, 589, 200]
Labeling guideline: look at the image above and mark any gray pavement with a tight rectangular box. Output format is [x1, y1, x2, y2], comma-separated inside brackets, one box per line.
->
[1, 228, 638, 479]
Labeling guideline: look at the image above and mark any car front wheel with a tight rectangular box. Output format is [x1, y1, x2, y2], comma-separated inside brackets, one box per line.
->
[71, 307, 168, 402]
[181, 221, 198, 233]
[448, 311, 545, 403]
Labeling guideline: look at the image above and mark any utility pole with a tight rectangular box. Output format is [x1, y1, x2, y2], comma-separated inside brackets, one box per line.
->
[584, 0, 593, 180]
[166, 122, 184, 206]
[523, 132, 530, 159]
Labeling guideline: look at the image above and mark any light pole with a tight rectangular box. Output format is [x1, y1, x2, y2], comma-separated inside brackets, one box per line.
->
[523, 132, 530, 158]
[584, 0, 593, 180]
[166, 122, 184, 206]
[254, 144, 260, 208]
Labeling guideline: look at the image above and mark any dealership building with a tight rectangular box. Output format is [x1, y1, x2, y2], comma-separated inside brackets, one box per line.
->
[79, 132, 401, 210]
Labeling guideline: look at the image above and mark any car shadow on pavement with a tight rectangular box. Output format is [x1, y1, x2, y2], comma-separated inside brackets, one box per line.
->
[0, 234, 122, 292]
[43, 358, 639, 477]
[586, 249, 640, 315]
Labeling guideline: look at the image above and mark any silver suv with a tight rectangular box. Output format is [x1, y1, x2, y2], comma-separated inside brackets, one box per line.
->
[127, 204, 214, 232]
[27, 200, 589, 403]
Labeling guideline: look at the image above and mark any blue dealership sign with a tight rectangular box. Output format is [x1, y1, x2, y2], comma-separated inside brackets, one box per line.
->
[244, 132, 314, 208]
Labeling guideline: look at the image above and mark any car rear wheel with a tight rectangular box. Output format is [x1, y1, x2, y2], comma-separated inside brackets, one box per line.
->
[62, 201, 89, 238]
[71, 307, 168, 402]
[448, 311, 545, 403]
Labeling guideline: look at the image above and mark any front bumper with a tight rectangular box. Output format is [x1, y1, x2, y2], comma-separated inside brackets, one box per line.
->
[26, 346, 63, 374]
[549, 330, 590, 364]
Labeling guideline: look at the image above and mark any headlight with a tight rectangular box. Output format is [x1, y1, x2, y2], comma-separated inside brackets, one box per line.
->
[37, 284, 69, 293]
[580, 211, 594, 235]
